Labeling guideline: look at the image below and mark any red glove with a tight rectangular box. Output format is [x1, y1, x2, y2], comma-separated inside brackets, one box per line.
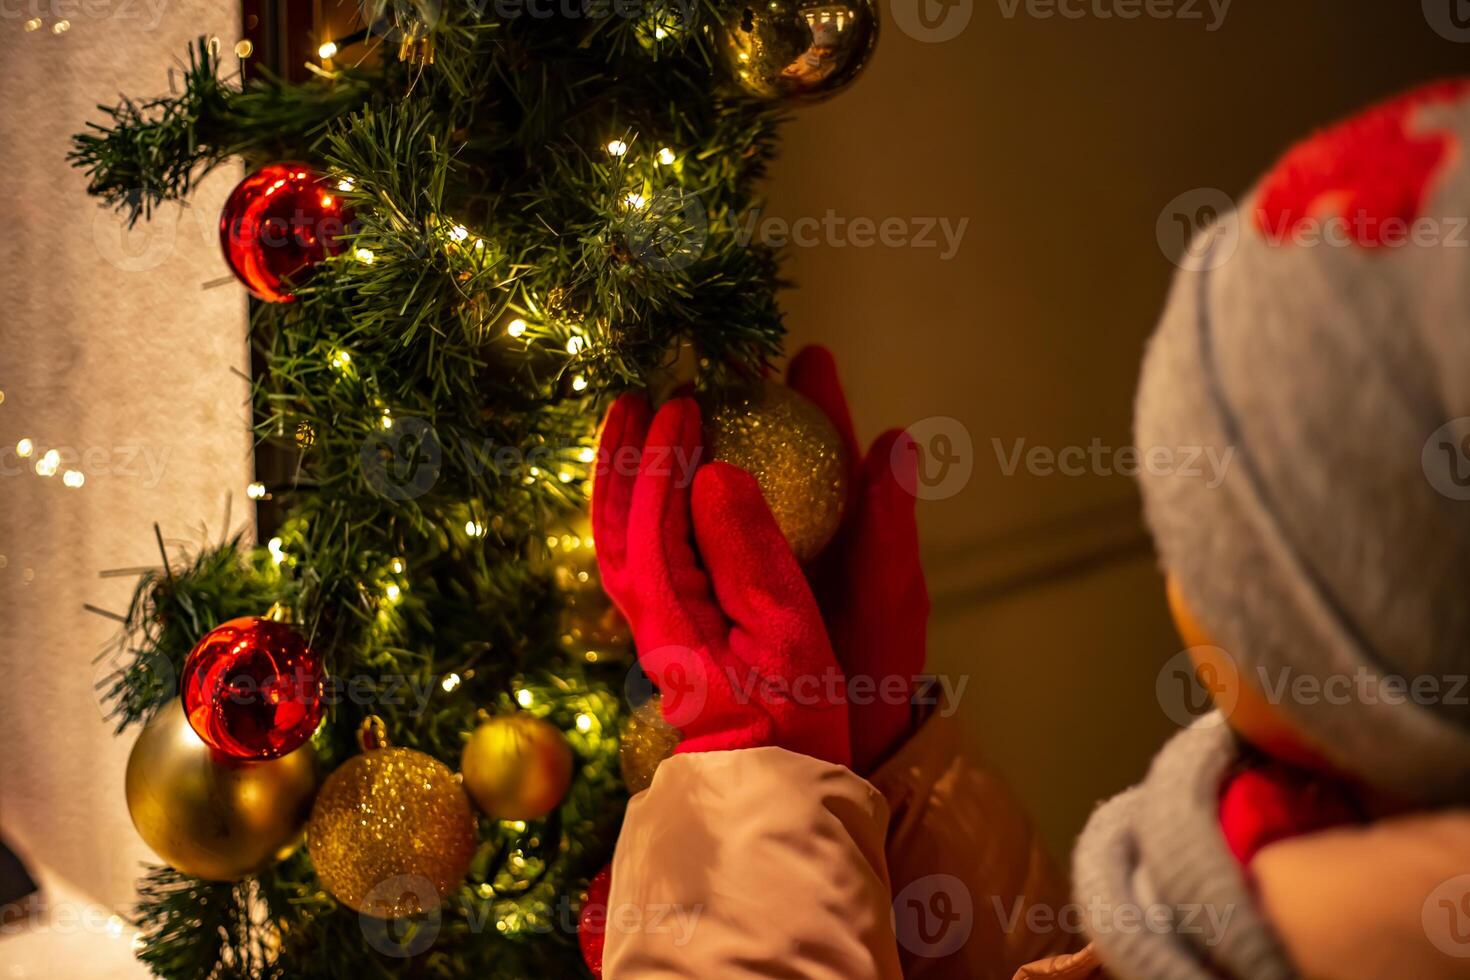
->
[593, 394, 851, 766]
[787, 346, 930, 774]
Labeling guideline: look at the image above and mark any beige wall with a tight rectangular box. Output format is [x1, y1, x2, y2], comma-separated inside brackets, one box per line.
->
[773, 1, 1470, 856]
[0, 5, 245, 974]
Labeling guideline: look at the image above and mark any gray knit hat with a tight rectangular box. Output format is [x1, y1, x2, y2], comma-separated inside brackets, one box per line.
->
[1135, 79, 1470, 805]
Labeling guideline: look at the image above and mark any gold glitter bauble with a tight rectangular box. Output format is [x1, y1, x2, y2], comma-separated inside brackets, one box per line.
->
[307, 746, 477, 918]
[619, 695, 681, 795]
[125, 699, 317, 882]
[460, 714, 574, 821]
[702, 380, 849, 562]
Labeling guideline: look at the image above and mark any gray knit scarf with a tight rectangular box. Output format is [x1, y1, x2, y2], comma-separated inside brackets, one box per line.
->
[1070, 717, 1298, 980]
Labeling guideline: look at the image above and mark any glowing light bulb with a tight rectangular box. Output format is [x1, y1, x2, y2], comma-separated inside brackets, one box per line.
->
[566, 335, 586, 355]
[575, 713, 593, 732]
[449, 224, 469, 242]
[62, 470, 84, 488]
[246, 481, 267, 500]
[577, 446, 596, 463]
[355, 247, 375, 263]
[657, 147, 676, 165]
[516, 688, 535, 708]
[441, 673, 461, 692]
[625, 191, 647, 209]
[318, 41, 338, 59]
[234, 39, 254, 58]
[337, 177, 355, 191]
[15, 438, 33, 459]
[507, 318, 528, 339]
[35, 450, 60, 478]
[606, 140, 629, 157]
[385, 583, 401, 602]
[571, 375, 588, 392]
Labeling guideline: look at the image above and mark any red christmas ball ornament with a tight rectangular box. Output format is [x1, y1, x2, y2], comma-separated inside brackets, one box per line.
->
[181, 615, 325, 760]
[218, 163, 352, 303]
[579, 864, 612, 978]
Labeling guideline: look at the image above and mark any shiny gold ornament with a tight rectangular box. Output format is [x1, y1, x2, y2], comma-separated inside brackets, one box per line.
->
[460, 713, 574, 821]
[307, 731, 477, 919]
[619, 695, 681, 795]
[125, 699, 317, 882]
[719, 0, 876, 103]
[702, 381, 850, 562]
[548, 513, 632, 665]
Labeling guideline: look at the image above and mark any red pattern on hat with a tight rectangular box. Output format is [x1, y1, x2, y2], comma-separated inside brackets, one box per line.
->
[1254, 79, 1470, 248]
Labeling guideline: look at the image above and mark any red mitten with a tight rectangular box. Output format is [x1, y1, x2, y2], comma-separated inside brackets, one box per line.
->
[1218, 761, 1366, 867]
[594, 394, 851, 765]
[787, 346, 931, 773]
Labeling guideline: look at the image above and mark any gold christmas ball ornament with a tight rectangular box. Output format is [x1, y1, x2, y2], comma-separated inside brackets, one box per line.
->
[702, 381, 849, 562]
[307, 731, 477, 919]
[460, 713, 574, 821]
[125, 699, 317, 882]
[719, 0, 877, 103]
[619, 695, 681, 795]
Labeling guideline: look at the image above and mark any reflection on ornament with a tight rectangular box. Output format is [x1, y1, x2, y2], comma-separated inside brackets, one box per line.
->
[125, 700, 317, 882]
[702, 381, 850, 562]
[548, 514, 632, 665]
[460, 713, 574, 821]
[180, 615, 325, 761]
[307, 733, 477, 919]
[219, 163, 353, 303]
[619, 695, 680, 795]
[720, 0, 877, 103]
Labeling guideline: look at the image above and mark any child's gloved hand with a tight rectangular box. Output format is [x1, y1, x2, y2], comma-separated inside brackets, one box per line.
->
[787, 346, 931, 774]
[593, 394, 851, 767]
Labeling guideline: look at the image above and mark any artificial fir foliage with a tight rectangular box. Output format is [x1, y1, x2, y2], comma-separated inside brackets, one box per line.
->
[71, 1, 823, 975]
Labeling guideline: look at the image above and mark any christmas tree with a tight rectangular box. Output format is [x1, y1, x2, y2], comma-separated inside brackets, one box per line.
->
[70, 1, 873, 976]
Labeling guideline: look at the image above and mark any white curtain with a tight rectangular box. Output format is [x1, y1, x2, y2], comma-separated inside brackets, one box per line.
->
[0, 5, 247, 975]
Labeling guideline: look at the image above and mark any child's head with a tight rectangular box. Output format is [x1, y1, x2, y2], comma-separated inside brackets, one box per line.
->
[1136, 79, 1470, 805]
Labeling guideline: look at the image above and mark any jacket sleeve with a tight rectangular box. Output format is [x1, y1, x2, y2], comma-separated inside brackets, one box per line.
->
[603, 746, 905, 980]
[868, 707, 1079, 980]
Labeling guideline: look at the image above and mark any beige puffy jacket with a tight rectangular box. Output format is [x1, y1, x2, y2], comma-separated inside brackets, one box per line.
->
[604, 709, 1075, 978]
